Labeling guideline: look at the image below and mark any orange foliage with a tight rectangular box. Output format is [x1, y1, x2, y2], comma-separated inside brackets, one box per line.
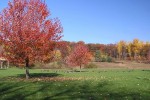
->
[0, 0, 63, 65]
[66, 42, 92, 69]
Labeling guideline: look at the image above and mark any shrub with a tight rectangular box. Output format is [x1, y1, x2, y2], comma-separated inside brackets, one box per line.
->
[33, 61, 65, 69]
[95, 50, 101, 62]
[84, 63, 98, 68]
[106, 56, 112, 62]
[101, 55, 107, 62]
[101, 57, 106, 62]
[33, 62, 45, 68]
[46, 62, 64, 69]
[100, 55, 113, 62]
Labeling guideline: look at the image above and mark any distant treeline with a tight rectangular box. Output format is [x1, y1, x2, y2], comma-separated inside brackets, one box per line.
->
[57, 39, 150, 61]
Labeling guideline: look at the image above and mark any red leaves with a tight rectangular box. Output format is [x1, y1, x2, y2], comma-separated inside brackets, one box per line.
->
[66, 42, 92, 68]
[0, 0, 63, 65]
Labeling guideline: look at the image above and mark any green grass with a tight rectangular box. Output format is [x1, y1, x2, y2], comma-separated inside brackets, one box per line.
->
[0, 68, 150, 100]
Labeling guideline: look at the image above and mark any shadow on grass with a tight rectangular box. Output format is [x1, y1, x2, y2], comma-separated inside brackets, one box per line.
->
[1, 78, 150, 100]
[141, 69, 150, 72]
[0, 68, 7, 70]
[17, 73, 61, 78]
[73, 70, 88, 72]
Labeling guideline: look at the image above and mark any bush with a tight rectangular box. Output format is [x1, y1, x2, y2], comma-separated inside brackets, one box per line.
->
[106, 56, 112, 62]
[33, 62, 45, 68]
[45, 62, 64, 69]
[101, 55, 107, 62]
[84, 63, 98, 68]
[95, 50, 101, 62]
[101, 57, 106, 62]
[100, 55, 113, 62]
[33, 61, 66, 69]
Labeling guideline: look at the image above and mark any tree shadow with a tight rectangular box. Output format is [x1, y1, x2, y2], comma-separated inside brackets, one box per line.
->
[17, 73, 61, 78]
[43, 80, 110, 100]
[141, 69, 150, 72]
[0, 68, 7, 70]
[0, 80, 150, 100]
[0, 77, 150, 100]
[0, 82, 30, 100]
[72, 70, 88, 72]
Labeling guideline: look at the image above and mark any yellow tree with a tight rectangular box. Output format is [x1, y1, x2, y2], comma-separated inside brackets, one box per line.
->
[117, 41, 126, 59]
[132, 39, 143, 60]
[145, 42, 150, 60]
[138, 41, 144, 60]
[53, 50, 62, 61]
[127, 42, 132, 59]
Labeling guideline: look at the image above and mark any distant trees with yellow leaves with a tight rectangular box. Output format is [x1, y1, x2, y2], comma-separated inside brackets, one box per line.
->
[117, 41, 126, 59]
[116, 39, 150, 61]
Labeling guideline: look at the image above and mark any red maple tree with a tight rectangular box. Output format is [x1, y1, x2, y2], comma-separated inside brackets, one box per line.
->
[0, 0, 63, 79]
[66, 42, 92, 69]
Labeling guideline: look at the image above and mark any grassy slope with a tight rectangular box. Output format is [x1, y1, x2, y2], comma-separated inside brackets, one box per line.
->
[0, 68, 150, 100]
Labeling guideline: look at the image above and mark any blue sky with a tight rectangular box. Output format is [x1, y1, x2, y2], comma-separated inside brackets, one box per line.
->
[0, 0, 150, 44]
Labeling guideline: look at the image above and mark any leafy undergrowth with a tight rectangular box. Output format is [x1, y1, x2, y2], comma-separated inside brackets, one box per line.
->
[0, 68, 150, 100]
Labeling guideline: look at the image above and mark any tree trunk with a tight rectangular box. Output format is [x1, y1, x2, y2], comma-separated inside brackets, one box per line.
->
[134, 52, 137, 60]
[7, 61, 9, 68]
[79, 65, 82, 72]
[148, 49, 150, 61]
[80, 65, 81, 69]
[25, 56, 30, 79]
[0, 62, 2, 69]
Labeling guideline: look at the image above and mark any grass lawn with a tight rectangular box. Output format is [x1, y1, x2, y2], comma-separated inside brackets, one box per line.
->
[0, 67, 150, 100]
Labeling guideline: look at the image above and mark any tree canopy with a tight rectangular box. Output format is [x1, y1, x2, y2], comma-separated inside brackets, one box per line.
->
[0, 0, 63, 79]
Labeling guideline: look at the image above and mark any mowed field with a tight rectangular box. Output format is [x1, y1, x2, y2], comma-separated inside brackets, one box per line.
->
[0, 61, 150, 100]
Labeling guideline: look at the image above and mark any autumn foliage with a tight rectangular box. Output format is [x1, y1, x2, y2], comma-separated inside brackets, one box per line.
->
[66, 42, 92, 69]
[116, 39, 150, 61]
[0, 0, 63, 78]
